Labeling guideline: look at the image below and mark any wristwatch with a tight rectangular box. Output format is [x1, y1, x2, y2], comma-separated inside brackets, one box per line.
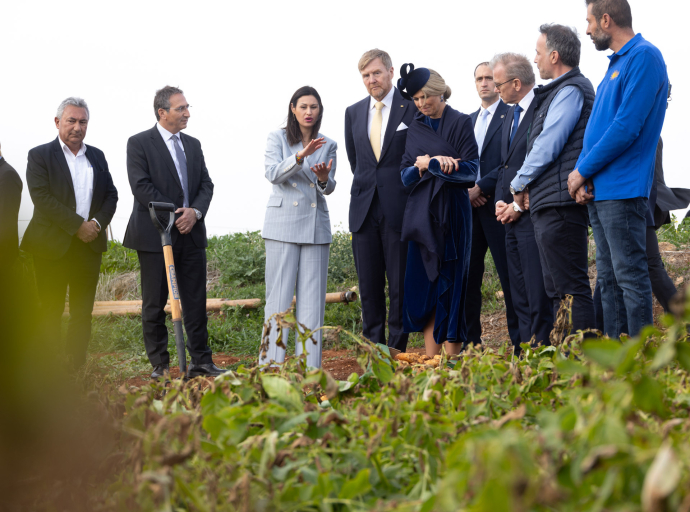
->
[512, 202, 523, 212]
[193, 208, 202, 220]
[509, 185, 517, 195]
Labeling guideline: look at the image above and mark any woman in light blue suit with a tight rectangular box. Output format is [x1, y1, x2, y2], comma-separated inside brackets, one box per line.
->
[260, 86, 337, 368]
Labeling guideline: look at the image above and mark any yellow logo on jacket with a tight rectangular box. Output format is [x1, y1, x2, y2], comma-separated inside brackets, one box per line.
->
[610, 71, 620, 80]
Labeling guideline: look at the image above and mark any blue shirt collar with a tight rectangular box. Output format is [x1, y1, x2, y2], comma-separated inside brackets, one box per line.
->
[609, 33, 643, 60]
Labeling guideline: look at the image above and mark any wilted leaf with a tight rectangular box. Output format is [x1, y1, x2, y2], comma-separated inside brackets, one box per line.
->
[642, 443, 681, 512]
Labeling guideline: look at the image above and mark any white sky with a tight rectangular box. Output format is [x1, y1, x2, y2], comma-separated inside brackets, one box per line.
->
[3, 0, 687, 241]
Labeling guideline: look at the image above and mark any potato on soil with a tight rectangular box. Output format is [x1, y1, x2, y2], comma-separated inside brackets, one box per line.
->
[433, 355, 442, 360]
[396, 353, 421, 363]
[425, 359, 440, 368]
[420, 355, 431, 362]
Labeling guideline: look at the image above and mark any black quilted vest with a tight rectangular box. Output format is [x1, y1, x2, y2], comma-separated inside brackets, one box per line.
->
[527, 67, 595, 213]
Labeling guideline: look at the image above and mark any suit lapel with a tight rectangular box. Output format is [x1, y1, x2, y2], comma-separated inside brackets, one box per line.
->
[52, 137, 75, 195]
[482, 102, 507, 153]
[357, 96, 377, 162]
[506, 102, 535, 160]
[470, 109, 479, 127]
[85, 146, 100, 207]
[150, 125, 183, 191]
[379, 89, 407, 161]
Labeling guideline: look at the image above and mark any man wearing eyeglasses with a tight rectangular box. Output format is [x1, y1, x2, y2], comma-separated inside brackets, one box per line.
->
[123, 86, 223, 379]
[492, 53, 553, 352]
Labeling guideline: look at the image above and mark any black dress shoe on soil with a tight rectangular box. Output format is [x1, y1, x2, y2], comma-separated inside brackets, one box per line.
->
[187, 363, 226, 378]
[151, 364, 170, 380]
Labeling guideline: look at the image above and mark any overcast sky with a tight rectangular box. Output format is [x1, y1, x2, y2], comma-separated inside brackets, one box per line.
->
[3, 0, 687, 241]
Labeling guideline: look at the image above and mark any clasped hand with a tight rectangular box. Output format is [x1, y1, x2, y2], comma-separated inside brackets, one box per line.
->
[175, 207, 197, 235]
[567, 169, 595, 205]
[76, 220, 100, 243]
[415, 154, 461, 177]
[495, 200, 521, 225]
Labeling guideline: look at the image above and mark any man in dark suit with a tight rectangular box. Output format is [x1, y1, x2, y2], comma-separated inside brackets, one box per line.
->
[345, 49, 416, 351]
[123, 86, 222, 379]
[464, 63, 520, 347]
[491, 54, 553, 349]
[0, 145, 23, 272]
[21, 98, 118, 368]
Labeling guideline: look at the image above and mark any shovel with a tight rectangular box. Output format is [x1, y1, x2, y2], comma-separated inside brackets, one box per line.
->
[148, 202, 187, 378]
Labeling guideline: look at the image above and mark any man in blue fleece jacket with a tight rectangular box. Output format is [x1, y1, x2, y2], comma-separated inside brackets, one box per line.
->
[568, 0, 668, 338]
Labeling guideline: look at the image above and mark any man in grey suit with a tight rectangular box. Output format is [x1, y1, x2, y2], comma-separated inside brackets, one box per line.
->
[345, 49, 417, 352]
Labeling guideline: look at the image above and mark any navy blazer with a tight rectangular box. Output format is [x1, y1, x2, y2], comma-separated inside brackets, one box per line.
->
[123, 125, 214, 253]
[21, 138, 118, 259]
[344, 88, 416, 233]
[495, 101, 537, 205]
[469, 100, 510, 199]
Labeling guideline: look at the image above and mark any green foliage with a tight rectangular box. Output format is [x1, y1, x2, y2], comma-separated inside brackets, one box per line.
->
[100, 240, 139, 274]
[91, 306, 690, 511]
[328, 228, 357, 284]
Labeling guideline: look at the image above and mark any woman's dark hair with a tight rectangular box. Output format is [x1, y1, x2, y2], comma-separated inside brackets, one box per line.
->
[285, 86, 323, 146]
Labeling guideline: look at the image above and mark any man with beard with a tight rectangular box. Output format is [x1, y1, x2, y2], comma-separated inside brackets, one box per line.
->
[568, 0, 668, 338]
[345, 49, 416, 351]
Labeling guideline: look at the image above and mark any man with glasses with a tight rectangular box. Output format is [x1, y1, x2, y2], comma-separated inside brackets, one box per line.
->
[464, 63, 519, 348]
[492, 53, 553, 352]
[123, 86, 223, 379]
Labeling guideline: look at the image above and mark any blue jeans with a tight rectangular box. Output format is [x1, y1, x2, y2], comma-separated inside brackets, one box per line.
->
[588, 198, 653, 338]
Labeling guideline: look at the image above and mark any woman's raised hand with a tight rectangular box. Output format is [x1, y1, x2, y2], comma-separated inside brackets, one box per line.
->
[311, 159, 333, 182]
[298, 137, 326, 160]
[433, 156, 460, 174]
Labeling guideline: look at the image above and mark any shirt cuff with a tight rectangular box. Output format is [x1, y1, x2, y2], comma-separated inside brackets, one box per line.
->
[510, 173, 531, 193]
[90, 218, 101, 230]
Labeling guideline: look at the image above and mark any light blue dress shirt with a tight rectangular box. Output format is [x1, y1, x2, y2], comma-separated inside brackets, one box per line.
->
[510, 86, 584, 192]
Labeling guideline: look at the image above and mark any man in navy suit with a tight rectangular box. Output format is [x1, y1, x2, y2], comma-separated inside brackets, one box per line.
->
[492, 53, 553, 350]
[345, 49, 416, 351]
[464, 62, 520, 347]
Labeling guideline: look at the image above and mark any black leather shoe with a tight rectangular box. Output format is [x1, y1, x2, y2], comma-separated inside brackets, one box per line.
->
[151, 364, 170, 380]
[187, 362, 226, 378]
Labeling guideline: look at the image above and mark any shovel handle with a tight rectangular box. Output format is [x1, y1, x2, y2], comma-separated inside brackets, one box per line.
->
[162, 246, 182, 322]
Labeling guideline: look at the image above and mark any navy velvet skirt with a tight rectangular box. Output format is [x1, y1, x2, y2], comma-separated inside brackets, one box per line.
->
[402, 187, 472, 344]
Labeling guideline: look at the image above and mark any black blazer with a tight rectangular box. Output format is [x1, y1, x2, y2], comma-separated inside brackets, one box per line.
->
[495, 101, 537, 205]
[469, 100, 510, 199]
[123, 125, 214, 253]
[0, 157, 23, 267]
[21, 138, 118, 259]
[344, 88, 416, 233]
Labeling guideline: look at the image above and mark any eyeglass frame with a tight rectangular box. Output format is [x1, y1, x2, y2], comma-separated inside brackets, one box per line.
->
[494, 78, 517, 89]
[163, 104, 192, 113]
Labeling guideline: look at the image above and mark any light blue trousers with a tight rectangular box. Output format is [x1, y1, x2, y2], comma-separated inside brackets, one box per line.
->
[259, 240, 330, 368]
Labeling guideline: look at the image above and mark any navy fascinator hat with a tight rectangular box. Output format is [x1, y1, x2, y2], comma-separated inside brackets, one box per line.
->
[397, 63, 431, 101]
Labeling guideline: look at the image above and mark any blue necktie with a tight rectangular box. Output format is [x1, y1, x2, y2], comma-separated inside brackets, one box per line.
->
[509, 105, 524, 148]
[171, 134, 189, 208]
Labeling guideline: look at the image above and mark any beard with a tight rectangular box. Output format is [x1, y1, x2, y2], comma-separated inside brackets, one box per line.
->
[591, 26, 612, 51]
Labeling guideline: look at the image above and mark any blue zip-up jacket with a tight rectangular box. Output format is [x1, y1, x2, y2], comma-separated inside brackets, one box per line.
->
[576, 33, 668, 200]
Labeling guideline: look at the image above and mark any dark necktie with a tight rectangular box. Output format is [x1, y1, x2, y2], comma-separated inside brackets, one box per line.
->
[171, 134, 189, 207]
[509, 105, 524, 148]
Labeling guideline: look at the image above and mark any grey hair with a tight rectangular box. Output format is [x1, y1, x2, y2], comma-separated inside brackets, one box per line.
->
[490, 53, 536, 87]
[154, 86, 184, 121]
[56, 97, 89, 120]
[540, 24, 581, 68]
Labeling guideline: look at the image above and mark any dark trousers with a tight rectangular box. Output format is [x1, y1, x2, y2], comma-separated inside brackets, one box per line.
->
[33, 237, 101, 368]
[594, 226, 677, 331]
[532, 205, 595, 337]
[137, 234, 213, 366]
[352, 193, 409, 351]
[505, 215, 553, 347]
[465, 201, 521, 345]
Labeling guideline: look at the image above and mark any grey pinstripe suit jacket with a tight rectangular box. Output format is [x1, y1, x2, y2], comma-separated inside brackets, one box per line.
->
[262, 129, 337, 244]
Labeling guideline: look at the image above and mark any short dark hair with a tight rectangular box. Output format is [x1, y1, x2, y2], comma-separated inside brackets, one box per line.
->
[585, 0, 633, 29]
[539, 24, 581, 68]
[284, 86, 323, 147]
[474, 62, 490, 77]
[154, 86, 184, 121]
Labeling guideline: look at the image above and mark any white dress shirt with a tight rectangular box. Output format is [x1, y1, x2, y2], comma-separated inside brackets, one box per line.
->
[58, 137, 95, 224]
[510, 88, 536, 130]
[367, 86, 396, 149]
[157, 122, 186, 184]
[476, 98, 500, 139]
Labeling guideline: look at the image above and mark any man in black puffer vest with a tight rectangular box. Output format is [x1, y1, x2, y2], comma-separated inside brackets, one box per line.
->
[509, 24, 596, 340]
